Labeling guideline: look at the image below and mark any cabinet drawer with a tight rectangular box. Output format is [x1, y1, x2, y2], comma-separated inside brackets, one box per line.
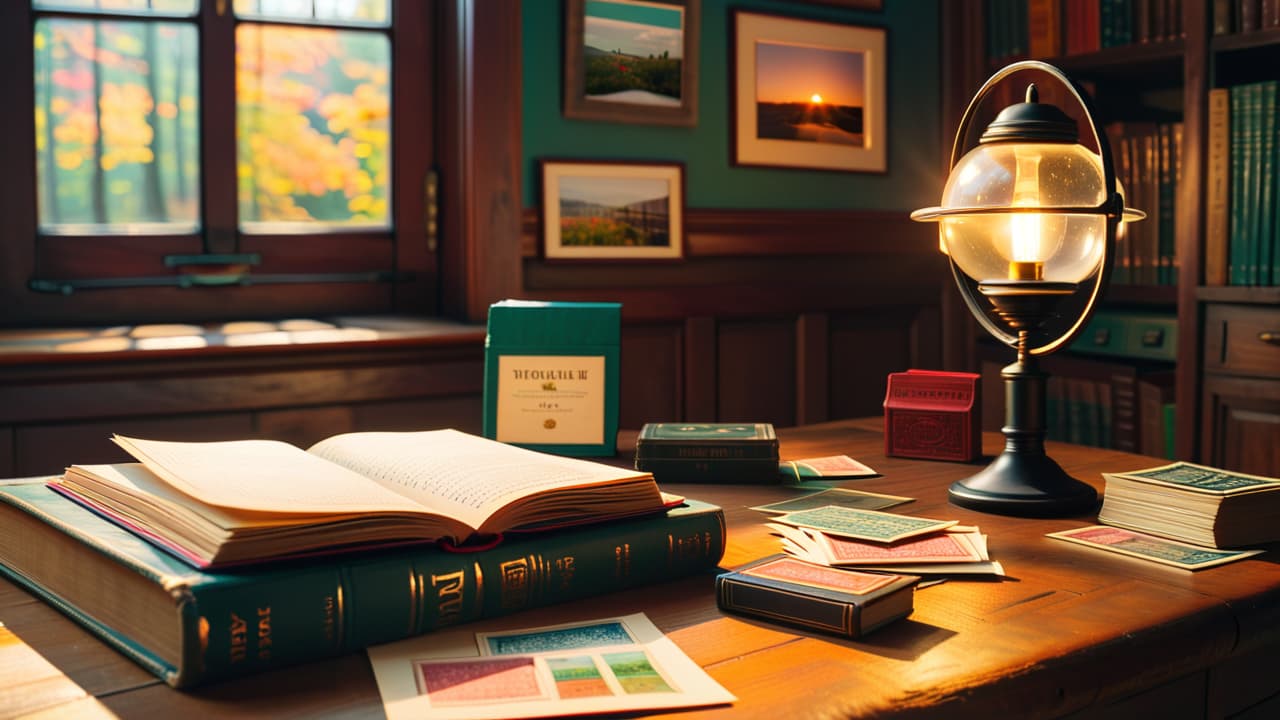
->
[1204, 304, 1280, 379]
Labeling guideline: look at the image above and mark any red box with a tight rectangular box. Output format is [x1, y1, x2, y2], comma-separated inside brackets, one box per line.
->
[883, 369, 981, 462]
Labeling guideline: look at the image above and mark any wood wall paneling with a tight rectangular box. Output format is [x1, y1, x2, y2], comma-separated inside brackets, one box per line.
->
[256, 406, 357, 450]
[683, 317, 717, 421]
[796, 313, 830, 425]
[716, 318, 796, 426]
[619, 324, 682, 429]
[828, 308, 926, 421]
[0, 427, 12, 477]
[351, 395, 484, 436]
[17, 414, 255, 476]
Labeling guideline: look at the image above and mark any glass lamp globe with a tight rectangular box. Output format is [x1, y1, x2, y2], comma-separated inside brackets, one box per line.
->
[939, 141, 1107, 284]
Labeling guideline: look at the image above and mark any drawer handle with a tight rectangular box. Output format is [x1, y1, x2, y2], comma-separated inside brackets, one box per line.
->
[1261, 331, 1280, 346]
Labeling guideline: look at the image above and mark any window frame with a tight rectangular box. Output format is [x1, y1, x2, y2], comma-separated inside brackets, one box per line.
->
[0, 0, 465, 326]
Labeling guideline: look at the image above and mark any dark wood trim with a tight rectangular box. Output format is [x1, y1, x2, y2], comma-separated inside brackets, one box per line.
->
[1196, 286, 1280, 304]
[520, 206, 939, 258]
[1175, 0, 1210, 461]
[391, 0, 436, 313]
[438, 0, 523, 323]
[200, 0, 237, 256]
[0, 3, 38, 324]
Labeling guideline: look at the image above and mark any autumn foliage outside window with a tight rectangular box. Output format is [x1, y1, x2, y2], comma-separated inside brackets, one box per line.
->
[13, 0, 432, 324]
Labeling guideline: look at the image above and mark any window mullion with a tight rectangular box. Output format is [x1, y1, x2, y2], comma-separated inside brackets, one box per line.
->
[200, 0, 238, 255]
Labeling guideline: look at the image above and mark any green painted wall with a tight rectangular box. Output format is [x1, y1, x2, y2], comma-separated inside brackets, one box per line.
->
[522, 0, 942, 211]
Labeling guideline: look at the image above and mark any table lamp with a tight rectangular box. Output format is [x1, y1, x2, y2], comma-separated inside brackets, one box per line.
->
[911, 61, 1144, 516]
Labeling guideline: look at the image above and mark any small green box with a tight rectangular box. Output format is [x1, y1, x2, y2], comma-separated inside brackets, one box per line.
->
[483, 300, 621, 456]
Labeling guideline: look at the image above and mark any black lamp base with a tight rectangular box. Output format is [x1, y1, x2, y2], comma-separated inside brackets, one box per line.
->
[948, 449, 1097, 517]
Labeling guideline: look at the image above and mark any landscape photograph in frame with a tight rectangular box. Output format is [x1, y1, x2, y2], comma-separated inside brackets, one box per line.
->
[564, 0, 700, 126]
[540, 160, 684, 261]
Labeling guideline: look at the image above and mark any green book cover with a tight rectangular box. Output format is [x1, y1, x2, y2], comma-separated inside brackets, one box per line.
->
[1246, 82, 1262, 286]
[635, 423, 779, 484]
[1230, 84, 1246, 285]
[0, 482, 724, 688]
[1259, 81, 1276, 287]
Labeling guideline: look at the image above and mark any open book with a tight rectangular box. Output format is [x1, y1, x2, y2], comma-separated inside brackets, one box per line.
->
[52, 429, 671, 569]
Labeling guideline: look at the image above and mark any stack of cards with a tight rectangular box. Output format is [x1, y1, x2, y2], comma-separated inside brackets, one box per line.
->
[1097, 462, 1280, 548]
[760, 505, 1005, 577]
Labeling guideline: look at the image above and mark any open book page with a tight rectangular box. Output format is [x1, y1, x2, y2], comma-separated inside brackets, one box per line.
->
[112, 436, 430, 515]
[307, 429, 653, 529]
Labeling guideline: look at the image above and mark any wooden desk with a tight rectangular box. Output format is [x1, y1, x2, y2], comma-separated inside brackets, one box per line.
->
[3, 419, 1280, 718]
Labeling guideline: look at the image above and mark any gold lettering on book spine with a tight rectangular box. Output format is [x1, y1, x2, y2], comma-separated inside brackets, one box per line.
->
[554, 555, 576, 591]
[431, 570, 466, 627]
[615, 543, 631, 580]
[407, 569, 420, 634]
[499, 557, 531, 609]
[229, 612, 247, 664]
[256, 606, 272, 661]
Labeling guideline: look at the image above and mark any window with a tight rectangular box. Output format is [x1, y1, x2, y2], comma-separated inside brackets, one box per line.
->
[4, 0, 434, 325]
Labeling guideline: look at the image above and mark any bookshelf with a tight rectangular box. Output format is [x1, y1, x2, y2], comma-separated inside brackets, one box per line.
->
[948, 1, 1280, 476]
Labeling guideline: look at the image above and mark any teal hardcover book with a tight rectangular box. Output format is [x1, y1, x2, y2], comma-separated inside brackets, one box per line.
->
[635, 423, 780, 483]
[0, 482, 723, 688]
[483, 300, 621, 457]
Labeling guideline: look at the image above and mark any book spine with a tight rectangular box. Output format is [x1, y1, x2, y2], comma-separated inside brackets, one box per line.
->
[0, 495, 724, 689]
[1206, 88, 1230, 286]
[1158, 123, 1176, 285]
[1213, 0, 1233, 34]
[1028, 0, 1063, 57]
[1258, 81, 1276, 287]
[1230, 85, 1246, 285]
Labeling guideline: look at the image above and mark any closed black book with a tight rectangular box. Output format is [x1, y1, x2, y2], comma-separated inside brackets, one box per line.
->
[635, 423, 779, 484]
[716, 555, 918, 639]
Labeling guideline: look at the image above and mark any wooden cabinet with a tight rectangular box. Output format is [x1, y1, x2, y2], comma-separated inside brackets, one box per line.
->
[1200, 298, 1280, 474]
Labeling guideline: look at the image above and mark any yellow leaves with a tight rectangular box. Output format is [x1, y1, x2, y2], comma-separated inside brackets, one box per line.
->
[50, 97, 72, 115]
[354, 142, 372, 159]
[156, 101, 178, 120]
[55, 150, 84, 171]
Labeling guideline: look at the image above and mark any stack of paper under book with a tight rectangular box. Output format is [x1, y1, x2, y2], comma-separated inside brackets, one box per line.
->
[1098, 461, 1280, 548]
[765, 505, 1005, 577]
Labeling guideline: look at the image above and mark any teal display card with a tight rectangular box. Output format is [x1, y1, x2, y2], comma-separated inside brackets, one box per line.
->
[483, 300, 621, 457]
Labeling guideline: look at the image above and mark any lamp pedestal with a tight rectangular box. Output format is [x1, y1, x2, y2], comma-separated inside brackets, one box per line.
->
[948, 352, 1097, 516]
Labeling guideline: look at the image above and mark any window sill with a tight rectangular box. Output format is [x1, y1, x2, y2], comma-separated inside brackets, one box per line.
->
[0, 315, 486, 367]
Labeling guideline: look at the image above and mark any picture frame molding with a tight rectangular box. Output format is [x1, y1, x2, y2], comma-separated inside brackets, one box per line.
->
[730, 9, 888, 173]
[563, 0, 700, 127]
[539, 159, 686, 262]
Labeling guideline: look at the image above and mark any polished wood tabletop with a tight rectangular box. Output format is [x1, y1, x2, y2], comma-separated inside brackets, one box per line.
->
[3, 418, 1279, 719]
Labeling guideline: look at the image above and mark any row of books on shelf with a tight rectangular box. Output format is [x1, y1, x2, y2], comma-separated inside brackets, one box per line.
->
[1206, 81, 1280, 287]
[988, 0, 1184, 64]
[1213, 0, 1280, 34]
[1044, 370, 1174, 458]
[1107, 120, 1182, 286]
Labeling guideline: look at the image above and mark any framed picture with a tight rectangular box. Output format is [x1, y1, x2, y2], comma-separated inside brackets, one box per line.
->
[732, 11, 887, 173]
[563, 0, 700, 126]
[540, 160, 684, 261]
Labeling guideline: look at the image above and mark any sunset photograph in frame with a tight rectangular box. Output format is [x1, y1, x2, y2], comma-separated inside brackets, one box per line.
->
[732, 11, 886, 172]
[540, 160, 684, 261]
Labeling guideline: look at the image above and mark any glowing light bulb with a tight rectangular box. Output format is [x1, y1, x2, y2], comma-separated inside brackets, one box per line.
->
[1008, 147, 1044, 280]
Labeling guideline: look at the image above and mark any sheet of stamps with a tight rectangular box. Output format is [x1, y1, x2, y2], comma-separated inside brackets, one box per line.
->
[366, 613, 733, 719]
[1047, 525, 1264, 570]
[1108, 462, 1280, 495]
[774, 505, 956, 543]
[751, 487, 913, 515]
